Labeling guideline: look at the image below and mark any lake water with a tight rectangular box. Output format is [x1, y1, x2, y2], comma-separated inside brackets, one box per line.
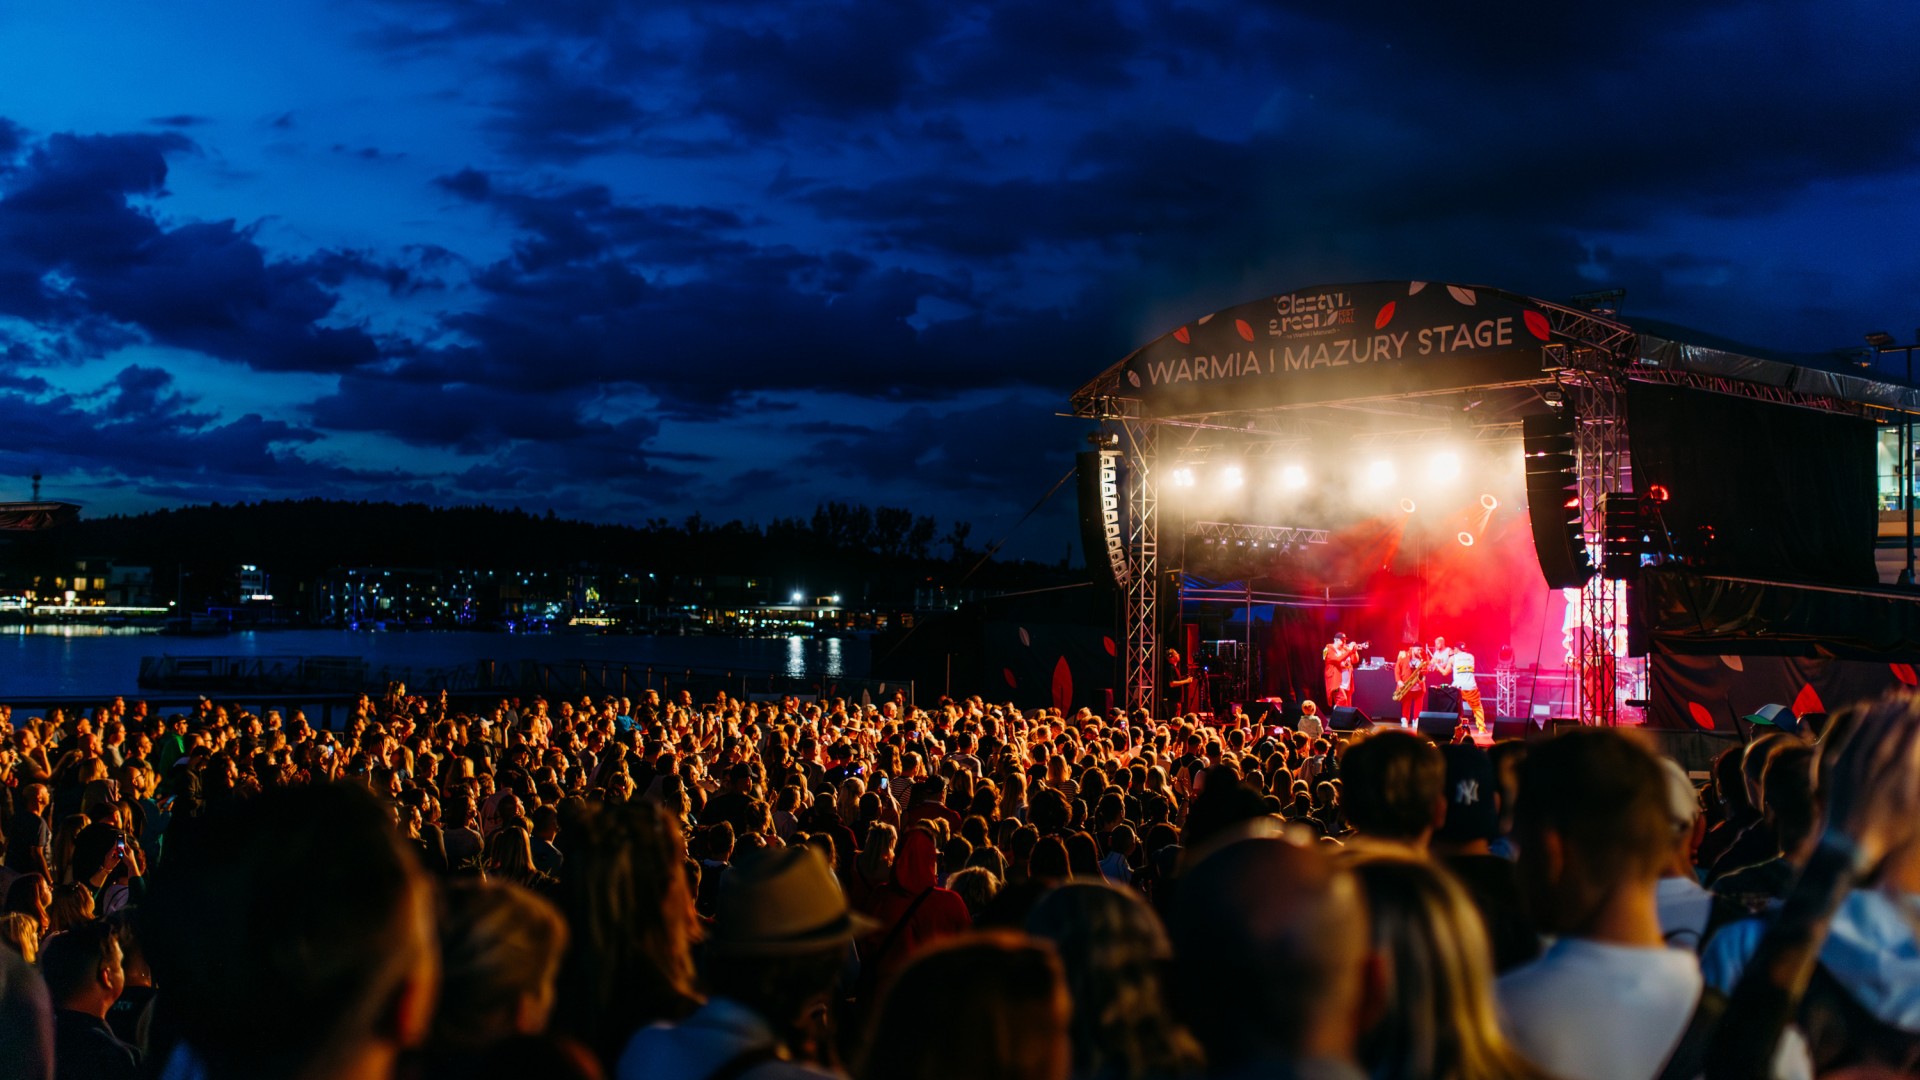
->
[0, 625, 870, 699]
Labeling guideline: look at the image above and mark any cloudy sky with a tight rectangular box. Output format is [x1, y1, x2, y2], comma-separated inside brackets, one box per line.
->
[0, 0, 1915, 557]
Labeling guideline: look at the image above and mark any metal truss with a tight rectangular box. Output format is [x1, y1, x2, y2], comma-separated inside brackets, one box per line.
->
[1625, 366, 1874, 419]
[1189, 520, 1332, 548]
[1122, 420, 1159, 716]
[1558, 338, 1636, 724]
[1493, 660, 1519, 719]
[1535, 301, 1637, 359]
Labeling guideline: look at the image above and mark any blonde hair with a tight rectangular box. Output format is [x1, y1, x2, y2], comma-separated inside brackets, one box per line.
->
[1349, 855, 1553, 1080]
[858, 822, 898, 885]
[0, 911, 40, 964]
[433, 879, 569, 1049]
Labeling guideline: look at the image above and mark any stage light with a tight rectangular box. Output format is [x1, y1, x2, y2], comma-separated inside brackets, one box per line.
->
[1280, 464, 1308, 490]
[1563, 495, 1581, 511]
[1457, 531, 1475, 547]
[1170, 467, 1196, 488]
[1399, 498, 1417, 514]
[1220, 465, 1244, 489]
[1647, 484, 1671, 504]
[1365, 459, 1395, 488]
[1427, 451, 1461, 483]
[1480, 493, 1499, 511]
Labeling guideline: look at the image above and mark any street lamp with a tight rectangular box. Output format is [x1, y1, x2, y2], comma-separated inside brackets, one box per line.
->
[1867, 331, 1920, 586]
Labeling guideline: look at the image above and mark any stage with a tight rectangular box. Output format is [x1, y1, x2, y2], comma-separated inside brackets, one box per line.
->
[1065, 280, 1920, 731]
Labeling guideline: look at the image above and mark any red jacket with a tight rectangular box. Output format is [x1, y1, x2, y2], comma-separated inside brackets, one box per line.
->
[859, 829, 971, 984]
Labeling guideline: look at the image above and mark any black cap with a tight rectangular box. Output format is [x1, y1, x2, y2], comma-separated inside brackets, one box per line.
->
[1437, 744, 1498, 844]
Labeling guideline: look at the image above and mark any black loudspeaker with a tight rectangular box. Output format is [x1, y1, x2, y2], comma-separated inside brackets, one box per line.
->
[1330, 705, 1369, 731]
[1075, 450, 1127, 589]
[1600, 492, 1646, 578]
[1549, 719, 1583, 736]
[1522, 413, 1595, 589]
[1418, 711, 1462, 739]
[1491, 717, 1537, 741]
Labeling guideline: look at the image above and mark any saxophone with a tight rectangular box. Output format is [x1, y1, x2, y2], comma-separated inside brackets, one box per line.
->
[1390, 669, 1424, 702]
[1390, 652, 1426, 702]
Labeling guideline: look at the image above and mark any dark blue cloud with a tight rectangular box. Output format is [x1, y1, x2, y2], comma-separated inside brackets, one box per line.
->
[484, 49, 649, 162]
[0, 365, 399, 500]
[0, 129, 384, 373]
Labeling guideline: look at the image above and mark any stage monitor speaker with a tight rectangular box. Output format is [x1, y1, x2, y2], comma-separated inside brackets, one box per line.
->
[1417, 712, 1462, 740]
[1491, 717, 1538, 741]
[1330, 705, 1370, 731]
[1549, 719, 1583, 736]
[1522, 413, 1595, 589]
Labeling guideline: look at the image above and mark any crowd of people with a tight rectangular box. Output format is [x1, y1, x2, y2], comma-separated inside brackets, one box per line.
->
[0, 682, 1917, 1080]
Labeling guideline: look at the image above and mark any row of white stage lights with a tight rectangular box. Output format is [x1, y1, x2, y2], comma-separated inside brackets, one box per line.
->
[1165, 450, 1467, 492]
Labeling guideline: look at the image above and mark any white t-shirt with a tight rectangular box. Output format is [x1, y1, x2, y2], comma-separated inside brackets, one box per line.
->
[1451, 650, 1477, 691]
[1498, 937, 1703, 1080]
[1655, 875, 1714, 951]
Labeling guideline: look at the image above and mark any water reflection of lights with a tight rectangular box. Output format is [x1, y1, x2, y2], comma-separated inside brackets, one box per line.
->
[825, 637, 843, 677]
[786, 635, 807, 678]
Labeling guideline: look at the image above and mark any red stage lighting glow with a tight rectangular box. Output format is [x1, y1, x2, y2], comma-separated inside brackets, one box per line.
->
[1647, 484, 1671, 503]
[1562, 495, 1581, 511]
[1457, 531, 1475, 547]
[1399, 498, 1417, 514]
[1480, 493, 1499, 511]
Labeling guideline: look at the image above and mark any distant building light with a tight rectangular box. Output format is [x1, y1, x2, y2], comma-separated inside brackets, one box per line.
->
[248, 594, 275, 602]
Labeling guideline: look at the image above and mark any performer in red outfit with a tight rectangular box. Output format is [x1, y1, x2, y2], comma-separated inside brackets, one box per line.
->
[1392, 644, 1427, 727]
[1321, 632, 1366, 709]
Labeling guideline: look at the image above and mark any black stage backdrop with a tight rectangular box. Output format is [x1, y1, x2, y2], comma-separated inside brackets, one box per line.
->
[1627, 383, 1878, 586]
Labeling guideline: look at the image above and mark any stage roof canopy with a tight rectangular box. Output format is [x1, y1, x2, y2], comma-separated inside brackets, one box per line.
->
[1071, 281, 1920, 436]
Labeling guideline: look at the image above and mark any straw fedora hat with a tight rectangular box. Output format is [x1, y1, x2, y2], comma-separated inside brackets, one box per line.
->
[711, 845, 878, 956]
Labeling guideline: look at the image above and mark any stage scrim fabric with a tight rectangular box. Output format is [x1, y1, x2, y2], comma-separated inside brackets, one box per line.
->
[1650, 651, 1912, 732]
[1627, 383, 1877, 586]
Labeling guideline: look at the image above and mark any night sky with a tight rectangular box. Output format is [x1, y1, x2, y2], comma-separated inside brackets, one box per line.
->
[1, 1, 1916, 558]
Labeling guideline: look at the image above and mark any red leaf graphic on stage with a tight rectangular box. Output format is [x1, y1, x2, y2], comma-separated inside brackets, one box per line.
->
[1173, 326, 1190, 344]
[1052, 657, 1073, 714]
[1234, 318, 1255, 341]
[1447, 285, 1478, 306]
[1003, 668, 1018, 689]
[1687, 702, 1716, 730]
[1102, 636, 1117, 656]
[1408, 281, 1428, 295]
[1017, 627, 1030, 647]
[1374, 301, 1395, 329]
[1720, 655, 1745, 672]
[1523, 309, 1552, 341]
[1894, 663, 1918, 686]
[1792, 683, 1824, 717]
